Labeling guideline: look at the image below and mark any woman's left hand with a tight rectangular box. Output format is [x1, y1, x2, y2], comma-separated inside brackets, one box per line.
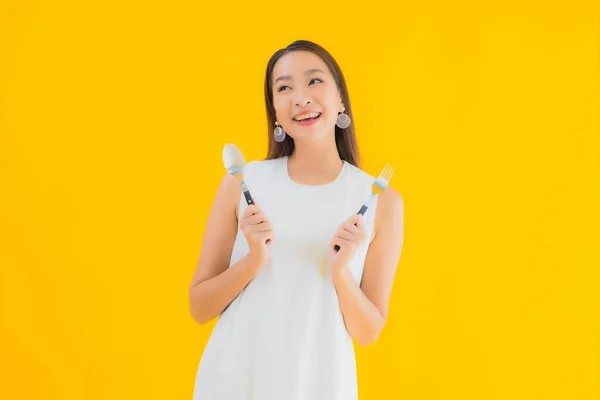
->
[328, 214, 367, 275]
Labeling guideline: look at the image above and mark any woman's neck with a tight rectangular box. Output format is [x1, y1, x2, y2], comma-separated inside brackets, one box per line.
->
[287, 142, 343, 185]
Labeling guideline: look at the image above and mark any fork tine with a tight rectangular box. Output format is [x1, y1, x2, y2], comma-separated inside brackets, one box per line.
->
[383, 164, 395, 182]
[387, 165, 395, 181]
[380, 164, 391, 180]
[379, 165, 387, 180]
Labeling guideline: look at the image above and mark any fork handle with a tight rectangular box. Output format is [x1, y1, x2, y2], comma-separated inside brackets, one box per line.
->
[357, 204, 368, 216]
[333, 205, 369, 252]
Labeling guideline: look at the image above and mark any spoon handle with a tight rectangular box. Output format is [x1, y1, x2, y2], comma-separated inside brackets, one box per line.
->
[241, 180, 254, 205]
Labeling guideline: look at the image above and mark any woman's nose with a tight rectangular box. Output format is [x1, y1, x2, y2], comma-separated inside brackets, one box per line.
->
[293, 89, 311, 106]
[295, 97, 311, 107]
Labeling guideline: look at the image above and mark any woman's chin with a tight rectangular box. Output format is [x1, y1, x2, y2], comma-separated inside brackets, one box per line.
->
[288, 127, 332, 143]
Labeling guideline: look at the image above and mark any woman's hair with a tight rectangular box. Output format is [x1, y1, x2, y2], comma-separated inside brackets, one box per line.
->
[263, 40, 360, 168]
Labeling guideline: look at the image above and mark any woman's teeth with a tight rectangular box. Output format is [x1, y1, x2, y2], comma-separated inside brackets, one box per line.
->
[293, 112, 321, 121]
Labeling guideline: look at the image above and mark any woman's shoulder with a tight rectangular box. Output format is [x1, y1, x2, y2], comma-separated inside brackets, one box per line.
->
[245, 157, 284, 174]
[344, 162, 380, 194]
[243, 157, 286, 186]
[345, 161, 375, 181]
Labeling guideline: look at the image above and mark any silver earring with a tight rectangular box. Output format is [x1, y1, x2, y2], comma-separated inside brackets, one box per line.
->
[336, 106, 351, 129]
[274, 121, 286, 142]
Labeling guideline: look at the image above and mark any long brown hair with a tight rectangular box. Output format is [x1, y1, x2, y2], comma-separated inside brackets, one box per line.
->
[263, 40, 360, 168]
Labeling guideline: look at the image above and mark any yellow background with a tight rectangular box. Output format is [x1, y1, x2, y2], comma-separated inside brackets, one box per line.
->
[1, 1, 598, 399]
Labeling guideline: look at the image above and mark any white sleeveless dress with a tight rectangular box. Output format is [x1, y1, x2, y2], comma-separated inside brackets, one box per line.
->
[193, 156, 379, 400]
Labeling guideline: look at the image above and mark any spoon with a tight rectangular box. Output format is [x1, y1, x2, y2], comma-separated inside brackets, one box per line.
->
[222, 143, 255, 206]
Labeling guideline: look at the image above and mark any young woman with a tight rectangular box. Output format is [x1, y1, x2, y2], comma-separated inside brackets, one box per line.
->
[189, 40, 404, 399]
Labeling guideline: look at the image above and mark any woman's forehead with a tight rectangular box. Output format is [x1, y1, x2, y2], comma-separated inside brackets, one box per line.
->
[272, 51, 330, 81]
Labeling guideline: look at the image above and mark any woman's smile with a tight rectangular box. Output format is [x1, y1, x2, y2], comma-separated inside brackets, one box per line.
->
[292, 112, 322, 126]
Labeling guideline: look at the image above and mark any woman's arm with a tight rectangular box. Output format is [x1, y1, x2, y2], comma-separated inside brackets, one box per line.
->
[188, 174, 263, 325]
[332, 188, 404, 346]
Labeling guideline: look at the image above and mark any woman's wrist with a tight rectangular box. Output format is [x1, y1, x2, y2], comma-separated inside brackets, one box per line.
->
[245, 250, 267, 271]
[332, 264, 351, 284]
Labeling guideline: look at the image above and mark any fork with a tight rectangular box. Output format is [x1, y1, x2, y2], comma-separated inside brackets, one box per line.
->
[334, 164, 395, 252]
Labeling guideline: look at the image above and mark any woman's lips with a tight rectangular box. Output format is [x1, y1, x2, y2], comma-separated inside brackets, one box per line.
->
[293, 113, 322, 126]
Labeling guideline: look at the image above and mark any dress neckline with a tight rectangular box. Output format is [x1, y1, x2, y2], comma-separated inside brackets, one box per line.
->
[283, 156, 348, 188]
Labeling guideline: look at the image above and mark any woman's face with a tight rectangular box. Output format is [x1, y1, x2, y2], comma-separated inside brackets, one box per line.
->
[271, 51, 344, 143]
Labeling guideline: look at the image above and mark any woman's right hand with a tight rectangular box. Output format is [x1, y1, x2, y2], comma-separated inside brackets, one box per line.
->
[240, 204, 274, 265]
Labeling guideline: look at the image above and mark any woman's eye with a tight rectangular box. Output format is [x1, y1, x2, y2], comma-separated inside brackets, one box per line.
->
[277, 79, 322, 93]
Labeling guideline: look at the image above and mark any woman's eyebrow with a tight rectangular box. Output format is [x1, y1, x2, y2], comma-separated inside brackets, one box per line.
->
[274, 68, 325, 84]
